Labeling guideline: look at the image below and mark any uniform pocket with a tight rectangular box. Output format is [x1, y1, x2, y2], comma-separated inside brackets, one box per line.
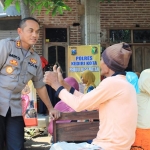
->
[23, 66, 37, 84]
[27, 67, 36, 76]
[0, 65, 20, 90]
[0, 65, 19, 79]
[0, 56, 20, 78]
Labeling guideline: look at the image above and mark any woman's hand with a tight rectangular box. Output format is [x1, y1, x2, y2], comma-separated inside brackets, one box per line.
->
[53, 65, 64, 85]
[43, 71, 61, 90]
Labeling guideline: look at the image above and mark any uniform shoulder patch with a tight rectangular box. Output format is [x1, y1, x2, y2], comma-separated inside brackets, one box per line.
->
[9, 38, 15, 41]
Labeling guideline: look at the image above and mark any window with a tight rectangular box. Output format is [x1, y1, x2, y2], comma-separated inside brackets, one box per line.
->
[109, 29, 150, 44]
[45, 28, 67, 42]
[133, 30, 150, 43]
[109, 29, 131, 43]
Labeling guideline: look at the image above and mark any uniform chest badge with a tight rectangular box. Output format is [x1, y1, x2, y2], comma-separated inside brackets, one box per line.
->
[30, 58, 37, 64]
[10, 60, 18, 66]
[6, 66, 14, 74]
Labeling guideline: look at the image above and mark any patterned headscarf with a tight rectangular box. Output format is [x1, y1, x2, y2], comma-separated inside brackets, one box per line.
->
[81, 70, 96, 93]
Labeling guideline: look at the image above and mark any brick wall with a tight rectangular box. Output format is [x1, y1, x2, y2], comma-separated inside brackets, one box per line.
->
[33, 0, 81, 55]
[33, 0, 150, 54]
[100, 0, 150, 41]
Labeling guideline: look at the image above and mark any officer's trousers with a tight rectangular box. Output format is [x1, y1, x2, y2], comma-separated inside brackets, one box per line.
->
[0, 108, 24, 150]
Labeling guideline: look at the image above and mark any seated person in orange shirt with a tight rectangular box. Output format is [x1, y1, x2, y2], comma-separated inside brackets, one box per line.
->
[44, 43, 137, 150]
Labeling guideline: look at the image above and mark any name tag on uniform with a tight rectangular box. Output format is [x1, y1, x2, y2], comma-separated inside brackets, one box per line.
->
[28, 62, 37, 69]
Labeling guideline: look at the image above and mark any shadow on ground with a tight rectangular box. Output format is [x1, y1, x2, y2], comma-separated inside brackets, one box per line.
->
[24, 135, 51, 150]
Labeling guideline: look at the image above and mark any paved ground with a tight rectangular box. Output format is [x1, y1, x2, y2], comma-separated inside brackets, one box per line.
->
[24, 135, 52, 150]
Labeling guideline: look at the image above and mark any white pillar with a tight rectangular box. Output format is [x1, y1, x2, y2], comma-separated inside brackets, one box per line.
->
[81, 0, 100, 45]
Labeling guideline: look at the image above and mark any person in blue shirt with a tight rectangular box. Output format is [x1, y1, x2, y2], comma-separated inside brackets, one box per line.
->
[126, 71, 140, 94]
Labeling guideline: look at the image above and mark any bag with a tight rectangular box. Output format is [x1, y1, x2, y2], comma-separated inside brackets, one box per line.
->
[21, 80, 38, 127]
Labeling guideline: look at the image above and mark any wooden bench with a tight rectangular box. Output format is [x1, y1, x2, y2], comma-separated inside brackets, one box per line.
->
[53, 111, 99, 143]
[53, 111, 144, 150]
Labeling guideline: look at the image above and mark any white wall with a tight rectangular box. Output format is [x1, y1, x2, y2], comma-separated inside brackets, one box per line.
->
[0, 30, 18, 40]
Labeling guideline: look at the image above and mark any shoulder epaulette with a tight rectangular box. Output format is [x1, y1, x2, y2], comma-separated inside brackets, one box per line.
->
[5, 38, 15, 42]
[9, 38, 15, 41]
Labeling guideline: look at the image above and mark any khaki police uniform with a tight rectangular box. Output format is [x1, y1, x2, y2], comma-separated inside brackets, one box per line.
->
[0, 37, 45, 117]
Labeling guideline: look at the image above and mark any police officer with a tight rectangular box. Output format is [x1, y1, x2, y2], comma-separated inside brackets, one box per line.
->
[0, 17, 60, 150]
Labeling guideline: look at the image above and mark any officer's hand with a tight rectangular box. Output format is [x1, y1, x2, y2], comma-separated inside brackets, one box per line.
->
[49, 108, 60, 120]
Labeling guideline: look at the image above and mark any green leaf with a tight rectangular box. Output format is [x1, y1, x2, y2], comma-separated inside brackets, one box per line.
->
[56, 1, 65, 7]
[58, 6, 63, 15]
[4, 0, 14, 10]
[24, 0, 28, 5]
[63, 5, 71, 11]
[44, 1, 49, 8]
[49, 2, 54, 8]
[52, 6, 58, 16]
[28, 0, 36, 6]
[45, 9, 51, 15]
[37, 4, 43, 14]
[15, 1, 20, 12]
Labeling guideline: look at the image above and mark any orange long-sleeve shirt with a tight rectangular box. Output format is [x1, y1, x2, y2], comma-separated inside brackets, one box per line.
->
[59, 75, 137, 150]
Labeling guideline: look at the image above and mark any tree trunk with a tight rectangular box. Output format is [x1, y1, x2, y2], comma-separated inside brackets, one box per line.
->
[20, 0, 30, 18]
